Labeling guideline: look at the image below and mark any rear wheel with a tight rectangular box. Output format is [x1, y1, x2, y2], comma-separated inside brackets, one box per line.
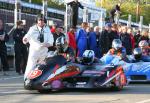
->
[113, 83, 123, 91]
[112, 74, 125, 91]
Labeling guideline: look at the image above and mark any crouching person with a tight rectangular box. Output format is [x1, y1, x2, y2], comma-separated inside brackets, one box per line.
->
[129, 47, 150, 62]
[37, 36, 75, 70]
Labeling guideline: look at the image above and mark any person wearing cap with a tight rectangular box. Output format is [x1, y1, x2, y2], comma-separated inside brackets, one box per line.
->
[13, 20, 28, 75]
[23, 14, 54, 79]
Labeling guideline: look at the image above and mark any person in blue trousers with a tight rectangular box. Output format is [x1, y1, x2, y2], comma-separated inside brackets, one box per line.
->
[76, 22, 88, 57]
[86, 27, 97, 56]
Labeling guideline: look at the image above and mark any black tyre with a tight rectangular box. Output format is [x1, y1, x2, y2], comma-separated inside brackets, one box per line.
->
[38, 89, 51, 93]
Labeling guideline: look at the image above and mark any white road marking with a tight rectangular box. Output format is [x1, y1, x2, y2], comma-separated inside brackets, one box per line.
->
[0, 90, 27, 94]
[0, 76, 23, 80]
[136, 99, 150, 103]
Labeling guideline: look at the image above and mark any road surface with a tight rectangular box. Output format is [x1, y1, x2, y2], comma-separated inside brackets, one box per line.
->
[0, 71, 150, 103]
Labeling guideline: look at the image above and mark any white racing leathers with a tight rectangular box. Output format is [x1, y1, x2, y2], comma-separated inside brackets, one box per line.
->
[24, 25, 54, 79]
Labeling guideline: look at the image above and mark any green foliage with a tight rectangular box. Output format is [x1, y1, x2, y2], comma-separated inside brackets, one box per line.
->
[23, 0, 65, 10]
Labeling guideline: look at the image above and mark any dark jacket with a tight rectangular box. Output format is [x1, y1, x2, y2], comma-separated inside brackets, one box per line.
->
[49, 33, 65, 51]
[138, 36, 149, 43]
[108, 30, 119, 48]
[99, 30, 110, 55]
[120, 32, 132, 55]
[68, 1, 84, 15]
[68, 1, 84, 27]
[13, 28, 26, 44]
[134, 34, 141, 47]
[0, 29, 9, 45]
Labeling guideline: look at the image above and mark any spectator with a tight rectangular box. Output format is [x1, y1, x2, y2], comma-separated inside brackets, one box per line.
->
[50, 24, 56, 34]
[117, 24, 122, 36]
[109, 23, 119, 47]
[48, 27, 65, 56]
[138, 30, 149, 43]
[76, 22, 88, 57]
[86, 27, 97, 54]
[68, 0, 84, 28]
[52, 27, 65, 49]
[120, 26, 132, 55]
[99, 23, 111, 55]
[138, 40, 150, 56]
[23, 14, 54, 79]
[134, 30, 141, 47]
[67, 27, 77, 54]
[13, 20, 28, 75]
[0, 19, 9, 75]
[127, 28, 135, 50]
[94, 26, 102, 58]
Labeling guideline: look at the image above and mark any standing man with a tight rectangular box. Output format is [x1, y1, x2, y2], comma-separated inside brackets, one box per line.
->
[120, 26, 132, 55]
[99, 23, 111, 55]
[94, 26, 102, 58]
[13, 20, 28, 75]
[0, 19, 9, 75]
[68, 0, 84, 28]
[23, 14, 54, 78]
[109, 3, 121, 23]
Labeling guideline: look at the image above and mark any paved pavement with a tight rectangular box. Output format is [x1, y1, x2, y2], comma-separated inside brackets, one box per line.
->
[0, 71, 150, 103]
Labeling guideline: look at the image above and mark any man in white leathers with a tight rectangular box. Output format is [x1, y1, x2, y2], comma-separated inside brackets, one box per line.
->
[23, 14, 54, 79]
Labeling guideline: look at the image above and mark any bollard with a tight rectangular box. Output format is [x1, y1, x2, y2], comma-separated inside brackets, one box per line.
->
[127, 14, 132, 28]
[14, 0, 21, 27]
[42, 0, 48, 18]
[149, 24, 150, 33]
[99, 11, 105, 32]
[139, 16, 143, 31]
[83, 7, 88, 22]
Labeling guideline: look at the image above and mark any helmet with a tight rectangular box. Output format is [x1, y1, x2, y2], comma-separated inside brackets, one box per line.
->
[133, 48, 142, 60]
[82, 50, 95, 65]
[112, 39, 122, 50]
[139, 40, 148, 48]
[55, 36, 68, 53]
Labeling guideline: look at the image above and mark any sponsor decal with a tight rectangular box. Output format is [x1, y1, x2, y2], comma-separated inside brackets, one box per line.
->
[46, 65, 80, 82]
[28, 69, 42, 79]
[47, 71, 80, 82]
[107, 70, 115, 78]
[53, 64, 60, 73]
[83, 70, 105, 75]
[131, 64, 150, 73]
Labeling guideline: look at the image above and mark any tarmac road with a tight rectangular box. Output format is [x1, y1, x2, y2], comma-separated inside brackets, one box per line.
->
[0, 71, 150, 103]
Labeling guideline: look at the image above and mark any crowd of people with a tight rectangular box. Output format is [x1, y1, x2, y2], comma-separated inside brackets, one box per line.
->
[0, 13, 149, 76]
